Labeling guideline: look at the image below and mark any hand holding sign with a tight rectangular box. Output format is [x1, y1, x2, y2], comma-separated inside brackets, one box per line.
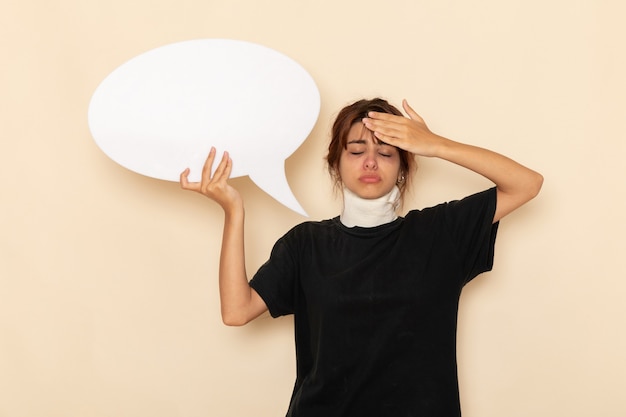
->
[88, 39, 320, 216]
[179, 147, 244, 214]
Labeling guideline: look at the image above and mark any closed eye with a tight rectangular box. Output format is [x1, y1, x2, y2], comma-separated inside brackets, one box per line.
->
[377, 144, 397, 158]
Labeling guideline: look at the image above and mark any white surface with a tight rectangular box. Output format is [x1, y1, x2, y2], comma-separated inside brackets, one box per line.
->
[88, 39, 320, 216]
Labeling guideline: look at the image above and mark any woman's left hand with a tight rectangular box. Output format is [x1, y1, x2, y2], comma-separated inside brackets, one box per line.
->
[362, 99, 443, 157]
[364, 99, 543, 223]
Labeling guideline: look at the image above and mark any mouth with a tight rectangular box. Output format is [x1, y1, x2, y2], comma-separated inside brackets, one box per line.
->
[359, 175, 381, 184]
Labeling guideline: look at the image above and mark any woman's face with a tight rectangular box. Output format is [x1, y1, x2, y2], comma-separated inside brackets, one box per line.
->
[338, 122, 401, 199]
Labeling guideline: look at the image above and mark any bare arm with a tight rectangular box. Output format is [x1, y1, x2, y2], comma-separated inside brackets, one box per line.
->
[363, 100, 543, 222]
[180, 147, 267, 326]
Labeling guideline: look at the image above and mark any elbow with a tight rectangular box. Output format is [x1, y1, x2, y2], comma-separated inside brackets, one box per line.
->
[222, 317, 248, 327]
[528, 171, 544, 200]
[221, 311, 251, 327]
[495, 171, 544, 222]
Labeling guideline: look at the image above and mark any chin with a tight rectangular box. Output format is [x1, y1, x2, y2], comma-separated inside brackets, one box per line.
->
[343, 182, 395, 200]
[356, 189, 389, 200]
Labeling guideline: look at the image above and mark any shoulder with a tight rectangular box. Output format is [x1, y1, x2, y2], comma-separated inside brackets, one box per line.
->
[405, 188, 497, 216]
[403, 188, 497, 228]
[286, 218, 337, 234]
[445, 187, 497, 210]
[276, 218, 339, 244]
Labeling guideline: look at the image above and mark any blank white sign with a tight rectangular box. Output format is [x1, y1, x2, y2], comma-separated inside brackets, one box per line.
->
[88, 39, 320, 216]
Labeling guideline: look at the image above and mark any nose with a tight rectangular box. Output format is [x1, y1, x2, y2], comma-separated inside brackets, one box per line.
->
[364, 151, 378, 170]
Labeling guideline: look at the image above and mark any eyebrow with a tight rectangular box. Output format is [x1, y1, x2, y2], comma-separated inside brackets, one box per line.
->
[346, 138, 394, 147]
[347, 139, 367, 145]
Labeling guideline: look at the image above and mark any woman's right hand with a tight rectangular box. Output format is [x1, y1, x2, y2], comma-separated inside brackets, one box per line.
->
[180, 147, 243, 213]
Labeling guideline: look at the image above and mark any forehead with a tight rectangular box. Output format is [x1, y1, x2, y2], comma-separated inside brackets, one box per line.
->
[345, 122, 396, 149]
[346, 122, 376, 143]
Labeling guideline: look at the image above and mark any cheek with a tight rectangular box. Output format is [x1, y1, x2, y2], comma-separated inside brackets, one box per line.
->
[334, 154, 347, 178]
[337, 152, 351, 171]
[336, 153, 360, 183]
[382, 156, 401, 172]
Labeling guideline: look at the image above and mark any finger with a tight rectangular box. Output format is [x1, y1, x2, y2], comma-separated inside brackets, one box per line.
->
[201, 147, 217, 183]
[371, 130, 401, 147]
[362, 115, 394, 130]
[180, 168, 190, 188]
[210, 151, 231, 183]
[362, 118, 404, 138]
[363, 113, 410, 134]
[222, 154, 233, 179]
[180, 168, 200, 191]
[365, 110, 405, 123]
[402, 99, 424, 123]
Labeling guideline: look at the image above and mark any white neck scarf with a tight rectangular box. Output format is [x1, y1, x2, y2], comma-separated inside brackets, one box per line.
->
[340, 186, 401, 228]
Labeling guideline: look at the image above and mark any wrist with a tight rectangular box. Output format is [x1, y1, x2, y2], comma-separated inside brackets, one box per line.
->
[425, 134, 454, 159]
[221, 195, 244, 219]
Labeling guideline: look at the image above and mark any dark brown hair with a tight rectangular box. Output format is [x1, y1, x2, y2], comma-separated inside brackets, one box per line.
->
[326, 98, 416, 198]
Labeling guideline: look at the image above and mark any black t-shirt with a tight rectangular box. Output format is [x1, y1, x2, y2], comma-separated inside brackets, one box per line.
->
[250, 188, 499, 417]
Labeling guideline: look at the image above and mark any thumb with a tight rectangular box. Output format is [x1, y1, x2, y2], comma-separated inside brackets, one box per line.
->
[402, 99, 424, 123]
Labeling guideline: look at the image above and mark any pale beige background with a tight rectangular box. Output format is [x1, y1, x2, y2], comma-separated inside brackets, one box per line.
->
[1, 0, 624, 416]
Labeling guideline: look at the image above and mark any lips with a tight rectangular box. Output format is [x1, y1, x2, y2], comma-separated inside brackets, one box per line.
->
[359, 174, 381, 183]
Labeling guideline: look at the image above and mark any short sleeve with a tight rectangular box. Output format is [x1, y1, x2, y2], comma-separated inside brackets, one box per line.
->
[249, 231, 298, 318]
[443, 187, 499, 283]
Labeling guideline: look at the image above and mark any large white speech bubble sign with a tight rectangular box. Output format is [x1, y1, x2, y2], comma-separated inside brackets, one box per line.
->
[88, 39, 320, 216]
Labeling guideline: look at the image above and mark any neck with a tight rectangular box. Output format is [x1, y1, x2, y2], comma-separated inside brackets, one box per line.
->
[340, 186, 401, 228]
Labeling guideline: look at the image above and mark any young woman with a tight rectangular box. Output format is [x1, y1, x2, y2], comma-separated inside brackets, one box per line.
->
[180, 98, 543, 417]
